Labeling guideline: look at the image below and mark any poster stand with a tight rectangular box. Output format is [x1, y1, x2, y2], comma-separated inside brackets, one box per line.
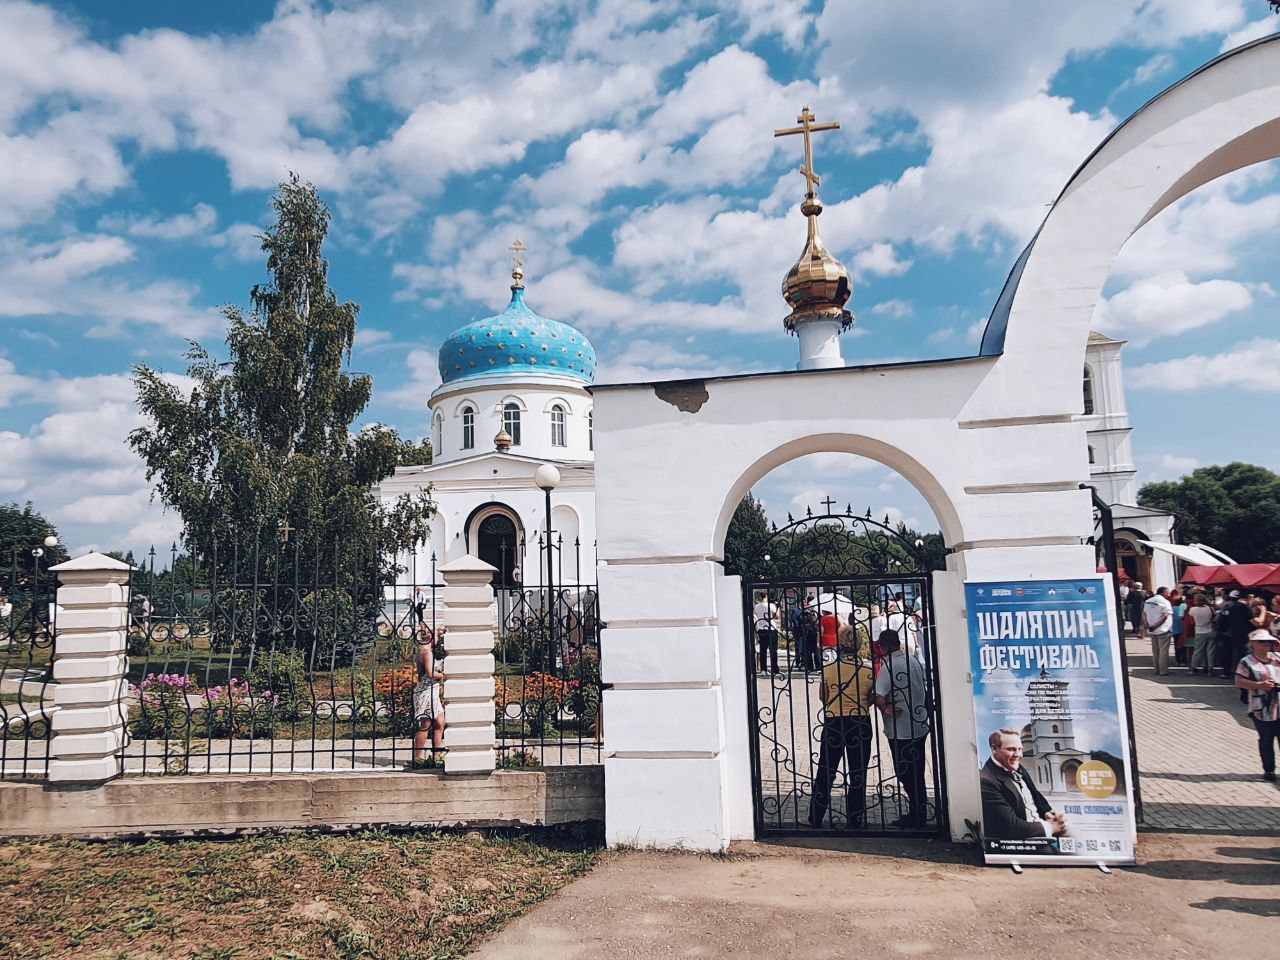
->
[965, 577, 1139, 869]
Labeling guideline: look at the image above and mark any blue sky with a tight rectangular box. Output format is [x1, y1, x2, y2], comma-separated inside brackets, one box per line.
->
[1, 1, 1278, 553]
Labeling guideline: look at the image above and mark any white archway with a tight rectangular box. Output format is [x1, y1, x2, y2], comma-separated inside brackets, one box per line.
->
[711, 432, 963, 560]
[969, 34, 1280, 422]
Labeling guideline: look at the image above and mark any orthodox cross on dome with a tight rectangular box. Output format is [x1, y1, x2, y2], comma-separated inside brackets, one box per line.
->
[774, 106, 840, 204]
[509, 238, 527, 290]
[277, 518, 295, 543]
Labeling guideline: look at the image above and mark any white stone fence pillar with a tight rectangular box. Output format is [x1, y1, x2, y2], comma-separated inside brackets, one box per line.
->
[47, 553, 132, 785]
[440, 556, 498, 775]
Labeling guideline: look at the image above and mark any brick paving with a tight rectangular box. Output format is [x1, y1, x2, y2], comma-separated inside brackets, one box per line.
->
[1126, 633, 1279, 833]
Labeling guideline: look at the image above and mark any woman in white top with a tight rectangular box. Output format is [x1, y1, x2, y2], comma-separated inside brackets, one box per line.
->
[1187, 593, 1215, 674]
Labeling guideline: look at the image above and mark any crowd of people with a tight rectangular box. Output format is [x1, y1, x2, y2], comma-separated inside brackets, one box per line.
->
[1122, 580, 1280, 783]
[751, 590, 933, 829]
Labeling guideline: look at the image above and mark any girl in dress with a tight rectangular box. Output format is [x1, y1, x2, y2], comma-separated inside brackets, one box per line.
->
[412, 624, 446, 766]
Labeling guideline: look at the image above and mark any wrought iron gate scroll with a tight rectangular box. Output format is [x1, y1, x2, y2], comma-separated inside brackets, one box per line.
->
[734, 506, 948, 837]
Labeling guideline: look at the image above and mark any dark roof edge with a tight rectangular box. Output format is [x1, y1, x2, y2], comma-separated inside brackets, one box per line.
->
[589, 353, 992, 393]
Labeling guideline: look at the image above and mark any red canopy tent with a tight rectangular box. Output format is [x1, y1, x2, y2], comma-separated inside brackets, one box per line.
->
[1182, 563, 1280, 591]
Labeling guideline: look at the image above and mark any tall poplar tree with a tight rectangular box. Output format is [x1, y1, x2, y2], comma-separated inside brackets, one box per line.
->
[130, 174, 432, 574]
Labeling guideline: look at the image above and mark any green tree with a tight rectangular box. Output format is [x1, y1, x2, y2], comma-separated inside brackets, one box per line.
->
[130, 173, 432, 584]
[724, 492, 771, 577]
[1138, 462, 1280, 563]
[0, 501, 69, 570]
[396, 436, 434, 467]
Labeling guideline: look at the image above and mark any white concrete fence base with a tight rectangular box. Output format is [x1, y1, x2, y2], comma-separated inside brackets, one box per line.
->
[440, 556, 499, 776]
[47, 553, 133, 785]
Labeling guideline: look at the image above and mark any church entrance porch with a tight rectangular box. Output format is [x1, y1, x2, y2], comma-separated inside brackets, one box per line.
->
[737, 506, 947, 838]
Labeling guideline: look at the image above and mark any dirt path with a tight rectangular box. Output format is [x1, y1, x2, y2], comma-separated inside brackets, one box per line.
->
[469, 833, 1278, 959]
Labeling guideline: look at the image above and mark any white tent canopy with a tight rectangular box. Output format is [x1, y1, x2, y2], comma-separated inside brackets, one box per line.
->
[1138, 540, 1226, 566]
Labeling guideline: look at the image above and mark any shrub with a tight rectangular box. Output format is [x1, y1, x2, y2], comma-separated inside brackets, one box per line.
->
[374, 665, 419, 736]
[249, 649, 310, 721]
[197, 678, 280, 738]
[129, 673, 194, 740]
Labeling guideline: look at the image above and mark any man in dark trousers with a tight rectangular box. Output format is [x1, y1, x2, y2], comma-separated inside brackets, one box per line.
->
[980, 728, 1069, 841]
[1125, 581, 1149, 636]
[1225, 591, 1254, 679]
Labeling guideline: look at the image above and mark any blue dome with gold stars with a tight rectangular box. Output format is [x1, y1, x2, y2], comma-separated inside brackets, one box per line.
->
[438, 286, 596, 386]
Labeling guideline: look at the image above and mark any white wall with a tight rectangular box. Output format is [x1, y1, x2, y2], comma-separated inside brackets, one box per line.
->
[427, 375, 593, 465]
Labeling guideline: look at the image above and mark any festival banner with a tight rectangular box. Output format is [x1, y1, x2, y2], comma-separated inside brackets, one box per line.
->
[965, 577, 1137, 866]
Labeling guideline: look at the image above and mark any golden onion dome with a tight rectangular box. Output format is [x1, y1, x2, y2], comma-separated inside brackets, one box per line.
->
[782, 196, 853, 334]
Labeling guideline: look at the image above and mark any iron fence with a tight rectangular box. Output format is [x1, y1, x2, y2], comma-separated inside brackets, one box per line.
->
[121, 539, 445, 775]
[494, 533, 602, 767]
[119, 530, 602, 775]
[1, 548, 57, 780]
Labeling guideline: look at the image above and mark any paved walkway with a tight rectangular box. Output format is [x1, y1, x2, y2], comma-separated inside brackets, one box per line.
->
[1126, 634, 1278, 833]
[470, 833, 1279, 960]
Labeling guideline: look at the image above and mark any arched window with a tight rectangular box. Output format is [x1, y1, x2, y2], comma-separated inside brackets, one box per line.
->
[550, 403, 566, 447]
[432, 412, 443, 455]
[461, 406, 475, 451]
[1054, 742, 1062, 752]
[588, 409, 593, 451]
[503, 402, 522, 446]
[1051, 724, 1059, 733]
[1088, 445, 1096, 464]
[1083, 365, 1095, 415]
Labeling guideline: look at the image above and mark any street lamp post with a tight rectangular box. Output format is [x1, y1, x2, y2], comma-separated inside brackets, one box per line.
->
[534, 464, 561, 672]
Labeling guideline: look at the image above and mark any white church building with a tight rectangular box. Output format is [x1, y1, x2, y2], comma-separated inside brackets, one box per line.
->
[1080, 331, 1179, 590]
[377, 255, 597, 591]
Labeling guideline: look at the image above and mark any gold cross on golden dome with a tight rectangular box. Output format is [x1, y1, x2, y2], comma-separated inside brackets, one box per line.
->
[774, 107, 840, 201]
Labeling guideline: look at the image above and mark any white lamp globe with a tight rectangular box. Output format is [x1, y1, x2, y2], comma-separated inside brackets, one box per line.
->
[43, 535, 58, 549]
[534, 464, 561, 491]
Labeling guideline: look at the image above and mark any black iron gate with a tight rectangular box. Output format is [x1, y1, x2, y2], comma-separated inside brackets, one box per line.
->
[736, 506, 948, 837]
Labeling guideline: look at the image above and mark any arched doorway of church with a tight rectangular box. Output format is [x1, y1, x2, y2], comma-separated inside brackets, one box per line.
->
[723, 451, 949, 839]
[467, 506, 522, 589]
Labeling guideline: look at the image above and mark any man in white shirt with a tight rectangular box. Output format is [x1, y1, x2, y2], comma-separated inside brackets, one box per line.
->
[752, 592, 780, 675]
[1144, 586, 1174, 676]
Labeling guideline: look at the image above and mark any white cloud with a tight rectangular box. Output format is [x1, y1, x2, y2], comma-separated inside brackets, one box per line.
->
[108, 202, 218, 240]
[0, 234, 219, 337]
[1094, 271, 1264, 345]
[869, 299, 913, 318]
[1151, 454, 1201, 479]
[1220, 15, 1277, 51]
[596, 338, 761, 383]
[0, 369, 189, 553]
[382, 347, 440, 410]
[852, 242, 912, 281]
[1129, 338, 1280, 392]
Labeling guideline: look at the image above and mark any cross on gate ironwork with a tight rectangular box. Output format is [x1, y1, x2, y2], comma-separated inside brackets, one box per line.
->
[820, 496, 837, 514]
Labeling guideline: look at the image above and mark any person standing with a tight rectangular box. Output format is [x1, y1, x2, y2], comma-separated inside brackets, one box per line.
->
[1143, 586, 1174, 676]
[874, 629, 931, 828]
[807, 629, 876, 829]
[1225, 591, 1254, 679]
[753, 591, 780, 675]
[1169, 589, 1187, 666]
[1187, 593, 1214, 674]
[819, 605, 842, 663]
[1234, 630, 1280, 782]
[1126, 582, 1148, 637]
[411, 624, 446, 767]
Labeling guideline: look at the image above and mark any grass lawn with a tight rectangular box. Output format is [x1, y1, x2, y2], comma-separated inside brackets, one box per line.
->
[0, 828, 602, 960]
